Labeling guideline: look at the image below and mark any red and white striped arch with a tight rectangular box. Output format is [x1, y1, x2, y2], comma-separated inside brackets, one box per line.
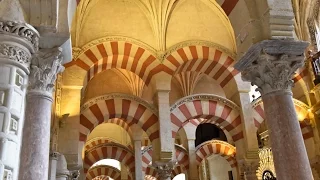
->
[163, 45, 239, 97]
[84, 137, 134, 154]
[86, 165, 121, 180]
[252, 98, 313, 140]
[68, 40, 159, 87]
[83, 144, 135, 174]
[195, 140, 237, 168]
[170, 94, 243, 142]
[142, 145, 189, 177]
[175, 145, 189, 171]
[145, 168, 158, 179]
[80, 94, 159, 142]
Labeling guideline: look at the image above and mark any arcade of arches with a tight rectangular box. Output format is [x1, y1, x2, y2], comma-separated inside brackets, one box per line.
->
[0, 0, 320, 180]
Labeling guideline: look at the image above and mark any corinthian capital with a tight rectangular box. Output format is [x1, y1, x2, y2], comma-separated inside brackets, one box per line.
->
[28, 47, 64, 94]
[235, 40, 309, 95]
[152, 160, 177, 179]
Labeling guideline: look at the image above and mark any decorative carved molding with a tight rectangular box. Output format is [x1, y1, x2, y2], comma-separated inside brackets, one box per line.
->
[28, 47, 64, 93]
[81, 93, 158, 113]
[0, 43, 31, 64]
[49, 151, 60, 160]
[170, 94, 240, 112]
[235, 40, 309, 95]
[152, 160, 177, 180]
[0, 20, 39, 51]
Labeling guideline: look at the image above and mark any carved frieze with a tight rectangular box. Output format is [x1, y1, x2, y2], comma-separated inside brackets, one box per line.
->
[170, 94, 240, 112]
[0, 44, 31, 64]
[235, 40, 309, 95]
[0, 20, 39, 51]
[28, 47, 64, 93]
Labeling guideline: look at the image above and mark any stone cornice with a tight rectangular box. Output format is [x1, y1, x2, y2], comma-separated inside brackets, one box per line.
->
[235, 40, 309, 95]
[28, 47, 64, 94]
[170, 94, 240, 112]
[0, 20, 39, 51]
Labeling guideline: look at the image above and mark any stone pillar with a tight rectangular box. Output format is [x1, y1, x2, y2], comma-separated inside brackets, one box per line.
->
[48, 152, 59, 180]
[235, 40, 313, 180]
[187, 139, 199, 180]
[239, 161, 259, 180]
[0, 1, 39, 179]
[134, 140, 143, 180]
[121, 164, 128, 180]
[153, 161, 176, 180]
[18, 48, 64, 180]
[151, 74, 174, 161]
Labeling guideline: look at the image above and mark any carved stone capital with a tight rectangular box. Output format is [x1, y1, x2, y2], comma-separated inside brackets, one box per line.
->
[49, 151, 60, 160]
[235, 40, 309, 95]
[152, 161, 177, 179]
[0, 20, 39, 51]
[239, 159, 259, 176]
[0, 43, 31, 65]
[28, 47, 65, 94]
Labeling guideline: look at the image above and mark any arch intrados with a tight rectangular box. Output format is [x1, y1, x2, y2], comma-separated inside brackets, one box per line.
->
[84, 136, 134, 155]
[83, 144, 135, 174]
[180, 118, 234, 144]
[86, 165, 121, 180]
[195, 140, 237, 167]
[80, 93, 159, 142]
[170, 94, 242, 142]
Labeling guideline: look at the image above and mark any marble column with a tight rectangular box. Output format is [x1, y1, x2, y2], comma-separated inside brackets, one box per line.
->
[134, 140, 143, 180]
[153, 161, 176, 180]
[235, 40, 313, 180]
[48, 152, 59, 180]
[0, 1, 39, 179]
[18, 48, 64, 180]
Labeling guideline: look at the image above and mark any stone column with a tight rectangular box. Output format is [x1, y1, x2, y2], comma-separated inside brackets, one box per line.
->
[235, 40, 313, 180]
[239, 161, 259, 180]
[151, 74, 174, 161]
[187, 139, 199, 180]
[18, 48, 64, 180]
[0, 1, 39, 179]
[153, 161, 176, 180]
[134, 140, 144, 180]
[48, 152, 59, 180]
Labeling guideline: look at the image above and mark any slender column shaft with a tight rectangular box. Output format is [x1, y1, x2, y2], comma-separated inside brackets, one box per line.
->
[262, 91, 313, 180]
[187, 139, 199, 180]
[19, 92, 53, 179]
[18, 48, 64, 180]
[48, 152, 59, 180]
[134, 140, 143, 180]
